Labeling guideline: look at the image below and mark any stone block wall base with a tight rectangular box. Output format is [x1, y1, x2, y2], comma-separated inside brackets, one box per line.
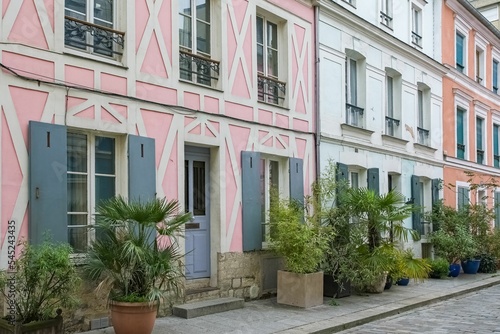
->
[277, 270, 324, 308]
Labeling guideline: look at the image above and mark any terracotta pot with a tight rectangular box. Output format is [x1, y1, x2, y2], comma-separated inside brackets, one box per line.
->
[277, 270, 323, 308]
[110, 301, 158, 334]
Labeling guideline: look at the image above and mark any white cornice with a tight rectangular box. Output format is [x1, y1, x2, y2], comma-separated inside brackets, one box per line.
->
[444, 155, 500, 175]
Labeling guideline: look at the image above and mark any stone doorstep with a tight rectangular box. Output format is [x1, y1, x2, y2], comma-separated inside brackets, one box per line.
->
[172, 297, 245, 319]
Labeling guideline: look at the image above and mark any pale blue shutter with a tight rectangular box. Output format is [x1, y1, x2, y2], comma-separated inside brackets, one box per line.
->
[128, 135, 156, 202]
[495, 192, 500, 229]
[411, 175, 422, 235]
[367, 168, 379, 195]
[432, 178, 440, 205]
[29, 121, 67, 244]
[242, 151, 262, 251]
[457, 186, 469, 210]
[336, 162, 349, 205]
[289, 158, 304, 207]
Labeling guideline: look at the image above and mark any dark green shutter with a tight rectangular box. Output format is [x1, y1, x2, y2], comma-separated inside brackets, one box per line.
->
[495, 192, 500, 229]
[289, 158, 304, 207]
[336, 162, 349, 205]
[411, 175, 422, 235]
[367, 168, 379, 195]
[29, 121, 67, 244]
[242, 151, 262, 251]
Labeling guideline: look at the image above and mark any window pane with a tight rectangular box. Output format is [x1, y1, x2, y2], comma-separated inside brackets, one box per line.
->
[185, 160, 190, 212]
[68, 174, 88, 212]
[387, 76, 393, 117]
[193, 161, 205, 215]
[267, 48, 278, 77]
[418, 90, 424, 127]
[94, 0, 113, 26]
[267, 22, 278, 49]
[65, 0, 86, 19]
[457, 109, 464, 143]
[96, 175, 115, 207]
[68, 214, 87, 226]
[256, 17, 264, 44]
[68, 133, 87, 172]
[196, 21, 211, 54]
[495, 125, 499, 155]
[477, 118, 483, 150]
[95, 137, 115, 174]
[179, 0, 192, 16]
[351, 172, 359, 189]
[270, 161, 279, 189]
[494, 61, 498, 90]
[195, 0, 210, 22]
[349, 59, 357, 105]
[456, 33, 464, 65]
[68, 227, 88, 253]
[179, 15, 192, 49]
[257, 45, 264, 73]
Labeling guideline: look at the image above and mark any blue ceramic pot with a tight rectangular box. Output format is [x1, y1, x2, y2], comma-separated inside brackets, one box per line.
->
[462, 259, 481, 274]
[449, 263, 461, 277]
[396, 278, 410, 286]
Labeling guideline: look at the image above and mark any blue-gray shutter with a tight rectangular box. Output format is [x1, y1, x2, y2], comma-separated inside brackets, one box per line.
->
[367, 168, 379, 195]
[457, 186, 469, 210]
[411, 175, 423, 235]
[289, 158, 304, 207]
[495, 192, 500, 229]
[241, 151, 262, 251]
[128, 135, 156, 202]
[432, 178, 440, 205]
[29, 121, 67, 244]
[336, 162, 349, 205]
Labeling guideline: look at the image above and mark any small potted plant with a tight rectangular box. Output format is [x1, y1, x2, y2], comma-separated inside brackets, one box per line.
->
[392, 249, 431, 285]
[428, 258, 451, 279]
[269, 195, 329, 308]
[84, 196, 191, 334]
[0, 240, 80, 333]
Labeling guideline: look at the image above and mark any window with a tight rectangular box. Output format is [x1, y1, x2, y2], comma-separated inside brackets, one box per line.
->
[411, 5, 422, 47]
[67, 132, 116, 253]
[457, 108, 466, 159]
[385, 72, 401, 137]
[179, 0, 219, 86]
[343, 0, 356, 7]
[256, 15, 285, 105]
[380, 0, 392, 27]
[495, 192, 500, 228]
[64, 0, 124, 58]
[476, 47, 485, 84]
[494, 124, 500, 167]
[456, 32, 466, 73]
[350, 172, 359, 189]
[477, 189, 486, 206]
[493, 60, 499, 94]
[417, 87, 430, 146]
[457, 186, 470, 210]
[476, 117, 485, 164]
[346, 57, 364, 127]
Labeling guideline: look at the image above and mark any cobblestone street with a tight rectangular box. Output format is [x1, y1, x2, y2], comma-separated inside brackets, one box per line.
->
[339, 284, 500, 333]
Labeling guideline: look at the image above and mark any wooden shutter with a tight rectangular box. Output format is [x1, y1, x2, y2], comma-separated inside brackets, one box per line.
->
[457, 186, 469, 210]
[411, 175, 422, 235]
[241, 151, 262, 251]
[289, 158, 304, 207]
[495, 192, 500, 229]
[29, 121, 67, 244]
[367, 168, 380, 195]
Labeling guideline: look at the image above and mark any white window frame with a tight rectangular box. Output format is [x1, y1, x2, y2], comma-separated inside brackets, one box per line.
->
[475, 101, 489, 165]
[380, 0, 393, 28]
[456, 181, 470, 210]
[493, 113, 500, 168]
[454, 89, 472, 160]
[67, 131, 124, 253]
[492, 48, 500, 94]
[475, 34, 487, 86]
[455, 17, 471, 75]
[385, 68, 402, 138]
[417, 82, 431, 146]
[411, 4, 422, 47]
[345, 49, 366, 128]
[178, 0, 212, 57]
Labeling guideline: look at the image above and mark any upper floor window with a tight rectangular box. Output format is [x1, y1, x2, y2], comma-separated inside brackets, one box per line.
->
[346, 57, 364, 127]
[179, 0, 220, 86]
[343, 0, 356, 7]
[456, 107, 467, 160]
[256, 15, 286, 106]
[385, 69, 401, 138]
[411, 5, 422, 47]
[476, 117, 485, 164]
[64, 0, 124, 58]
[417, 84, 431, 146]
[476, 47, 485, 85]
[457, 186, 470, 210]
[380, 0, 393, 28]
[456, 32, 466, 73]
[494, 124, 500, 168]
[493, 60, 499, 94]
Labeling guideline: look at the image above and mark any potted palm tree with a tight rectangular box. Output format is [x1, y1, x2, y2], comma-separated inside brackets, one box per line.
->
[84, 196, 191, 334]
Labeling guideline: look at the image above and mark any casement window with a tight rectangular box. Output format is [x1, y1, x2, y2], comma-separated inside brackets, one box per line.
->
[256, 15, 286, 105]
[28, 121, 156, 250]
[493, 60, 499, 94]
[345, 54, 365, 128]
[456, 107, 466, 160]
[64, 0, 124, 58]
[495, 192, 500, 228]
[417, 86, 430, 146]
[350, 172, 359, 189]
[411, 5, 422, 47]
[179, 0, 220, 86]
[476, 47, 485, 85]
[380, 0, 393, 27]
[385, 70, 401, 137]
[456, 32, 466, 73]
[494, 124, 500, 168]
[241, 152, 303, 251]
[476, 117, 485, 165]
[457, 186, 470, 210]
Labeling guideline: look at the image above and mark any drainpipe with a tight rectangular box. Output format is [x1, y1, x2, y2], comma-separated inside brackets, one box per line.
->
[314, 2, 321, 180]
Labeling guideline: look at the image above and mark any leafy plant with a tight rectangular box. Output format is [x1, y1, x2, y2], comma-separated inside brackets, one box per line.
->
[428, 258, 450, 279]
[390, 249, 431, 282]
[0, 241, 80, 324]
[477, 253, 497, 273]
[84, 196, 192, 303]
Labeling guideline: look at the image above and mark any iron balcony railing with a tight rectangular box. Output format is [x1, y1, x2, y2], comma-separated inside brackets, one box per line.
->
[477, 149, 484, 164]
[385, 116, 400, 137]
[64, 16, 124, 56]
[457, 143, 466, 159]
[456, 63, 465, 73]
[257, 74, 286, 105]
[411, 31, 422, 46]
[380, 11, 392, 27]
[346, 103, 364, 127]
[417, 127, 429, 146]
[179, 50, 220, 87]
[494, 154, 500, 168]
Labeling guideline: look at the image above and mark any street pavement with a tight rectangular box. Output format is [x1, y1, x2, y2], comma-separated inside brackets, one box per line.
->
[339, 283, 500, 333]
[81, 273, 500, 334]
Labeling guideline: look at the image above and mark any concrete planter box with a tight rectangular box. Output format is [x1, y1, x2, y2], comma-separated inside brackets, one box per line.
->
[0, 315, 63, 334]
[277, 270, 323, 308]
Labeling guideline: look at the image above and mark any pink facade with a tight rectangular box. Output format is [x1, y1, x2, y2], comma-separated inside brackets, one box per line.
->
[0, 0, 315, 298]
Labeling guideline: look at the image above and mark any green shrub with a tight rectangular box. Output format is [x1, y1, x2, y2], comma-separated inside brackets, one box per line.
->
[478, 253, 497, 273]
[428, 257, 449, 279]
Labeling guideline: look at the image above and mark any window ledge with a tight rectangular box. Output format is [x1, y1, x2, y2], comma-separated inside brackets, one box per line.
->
[381, 134, 409, 149]
[341, 123, 374, 142]
[64, 48, 127, 69]
[414, 142, 437, 156]
[179, 79, 224, 93]
[257, 100, 290, 111]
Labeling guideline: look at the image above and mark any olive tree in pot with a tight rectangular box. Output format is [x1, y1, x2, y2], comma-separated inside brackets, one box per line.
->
[269, 194, 329, 308]
[0, 241, 80, 334]
[84, 196, 191, 334]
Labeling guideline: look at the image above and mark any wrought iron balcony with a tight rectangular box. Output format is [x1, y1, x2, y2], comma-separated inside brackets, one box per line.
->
[345, 103, 364, 127]
[411, 31, 422, 46]
[257, 74, 286, 105]
[476, 76, 483, 84]
[380, 11, 392, 27]
[457, 143, 466, 159]
[179, 50, 220, 86]
[385, 116, 400, 137]
[456, 63, 465, 73]
[417, 127, 429, 146]
[477, 149, 484, 164]
[494, 154, 500, 168]
[64, 16, 124, 57]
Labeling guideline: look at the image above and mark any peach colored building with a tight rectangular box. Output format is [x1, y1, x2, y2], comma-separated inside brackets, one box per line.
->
[0, 0, 315, 315]
[442, 0, 500, 225]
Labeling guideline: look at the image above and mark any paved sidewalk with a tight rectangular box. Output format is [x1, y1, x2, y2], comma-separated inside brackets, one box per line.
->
[81, 273, 500, 334]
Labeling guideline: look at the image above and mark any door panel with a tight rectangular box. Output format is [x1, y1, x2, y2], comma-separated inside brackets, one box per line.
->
[185, 147, 210, 279]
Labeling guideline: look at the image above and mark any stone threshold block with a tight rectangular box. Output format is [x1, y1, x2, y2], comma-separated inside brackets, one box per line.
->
[172, 297, 245, 319]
